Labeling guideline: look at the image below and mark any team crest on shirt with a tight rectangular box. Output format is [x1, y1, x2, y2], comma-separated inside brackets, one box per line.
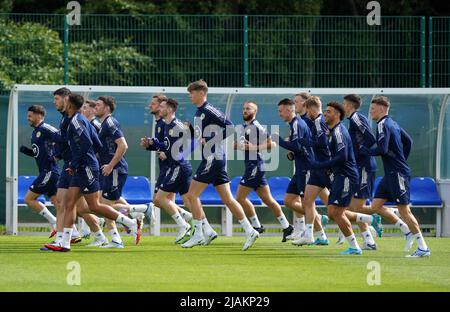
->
[32, 143, 39, 157]
[194, 125, 202, 139]
[169, 129, 174, 136]
[246, 128, 251, 135]
[200, 113, 205, 120]
[157, 127, 161, 133]
[164, 137, 171, 149]
[36, 131, 41, 138]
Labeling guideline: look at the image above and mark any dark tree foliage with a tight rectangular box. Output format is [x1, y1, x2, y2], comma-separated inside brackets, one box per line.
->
[3, 0, 449, 16]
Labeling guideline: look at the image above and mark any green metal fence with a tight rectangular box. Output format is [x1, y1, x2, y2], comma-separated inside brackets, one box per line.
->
[0, 14, 449, 88]
[429, 17, 450, 88]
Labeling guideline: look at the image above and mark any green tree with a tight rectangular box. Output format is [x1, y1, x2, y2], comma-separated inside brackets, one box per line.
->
[0, 19, 64, 88]
[0, 0, 12, 13]
[0, 18, 154, 88]
[69, 41, 154, 85]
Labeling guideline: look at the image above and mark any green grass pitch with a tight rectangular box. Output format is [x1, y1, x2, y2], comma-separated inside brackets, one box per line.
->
[0, 235, 449, 292]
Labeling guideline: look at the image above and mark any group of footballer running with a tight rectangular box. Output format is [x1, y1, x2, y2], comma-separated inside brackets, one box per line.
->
[20, 79, 430, 257]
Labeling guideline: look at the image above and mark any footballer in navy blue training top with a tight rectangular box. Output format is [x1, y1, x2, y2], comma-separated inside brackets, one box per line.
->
[48, 87, 84, 244]
[181, 79, 259, 251]
[340, 94, 383, 250]
[147, 98, 195, 244]
[20, 105, 59, 233]
[233, 100, 293, 241]
[270, 98, 328, 246]
[93, 95, 138, 249]
[286, 92, 311, 238]
[293, 93, 331, 242]
[96, 97, 129, 203]
[77, 99, 111, 245]
[45, 93, 140, 252]
[51, 88, 104, 247]
[142, 94, 169, 194]
[309, 101, 364, 255]
[140, 94, 193, 228]
[77, 100, 108, 248]
[81, 100, 102, 132]
[289, 96, 330, 246]
[360, 96, 430, 257]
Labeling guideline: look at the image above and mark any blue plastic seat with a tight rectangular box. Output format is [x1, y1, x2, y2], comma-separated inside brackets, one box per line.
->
[315, 197, 324, 205]
[18, 176, 45, 204]
[200, 184, 223, 205]
[122, 176, 152, 204]
[410, 177, 443, 206]
[173, 177, 263, 206]
[268, 176, 290, 205]
[175, 193, 184, 205]
[175, 182, 224, 205]
[230, 176, 263, 205]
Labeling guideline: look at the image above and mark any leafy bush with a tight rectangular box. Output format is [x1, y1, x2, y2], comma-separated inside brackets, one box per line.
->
[0, 18, 154, 88]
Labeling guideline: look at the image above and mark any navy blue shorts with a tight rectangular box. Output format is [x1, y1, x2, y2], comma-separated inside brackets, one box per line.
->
[30, 170, 59, 198]
[101, 170, 128, 201]
[374, 171, 411, 205]
[193, 157, 229, 186]
[353, 167, 376, 200]
[155, 166, 169, 193]
[160, 165, 192, 196]
[308, 168, 332, 189]
[98, 174, 104, 190]
[286, 170, 309, 197]
[328, 174, 358, 207]
[240, 164, 267, 190]
[70, 166, 100, 194]
[57, 165, 72, 189]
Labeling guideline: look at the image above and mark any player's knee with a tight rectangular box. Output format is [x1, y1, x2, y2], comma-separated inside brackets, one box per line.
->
[24, 196, 34, 206]
[153, 195, 164, 208]
[183, 193, 194, 204]
[50, 197, 59, 208]
[82, 198, 97, 212]
[262, 196, 278, 209]
[372, 204, 383, 214]
[327, 208, 338, 220]
[283, 196, 293, 208]
[221, 197, 233, 207]
[397, 206, 411, 218]
[56, 195, 64, 207]
[235, 193, 246, 204]
[221, 194, 237, 207]
[303, 196, 314, 206]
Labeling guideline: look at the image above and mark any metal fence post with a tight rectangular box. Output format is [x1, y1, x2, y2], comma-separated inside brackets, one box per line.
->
[64, 15, 69, 85]
[243, 15, 249, 87]
[420, 17, 426, 87]
[428, 17, 433, 87]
